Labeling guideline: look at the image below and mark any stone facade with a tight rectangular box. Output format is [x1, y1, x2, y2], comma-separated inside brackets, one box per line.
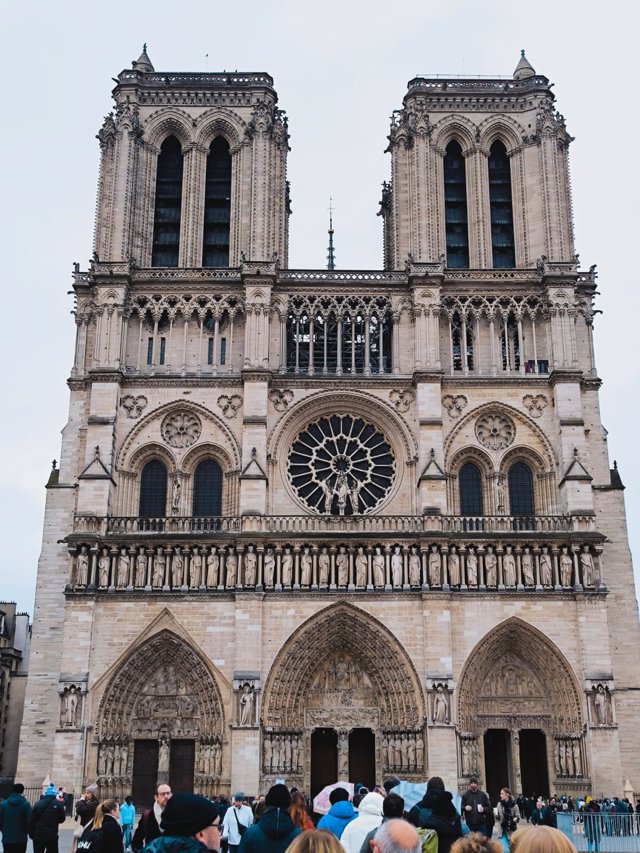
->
[17, 48, 640, 804]
[0, 603, 30, 790]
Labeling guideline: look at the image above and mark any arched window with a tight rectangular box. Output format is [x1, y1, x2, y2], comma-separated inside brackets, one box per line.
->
[444, 141, 469, 269]
[193, 460, 223, 517]
[488, 141, 515, 268]
[508, 462, 534, 516]
[451, 312, 474, 372]
[139, 459, 168, 517]
[152, 137, 184, 267]
[459, 463, 483, 516]
[202, 137, 232, 267]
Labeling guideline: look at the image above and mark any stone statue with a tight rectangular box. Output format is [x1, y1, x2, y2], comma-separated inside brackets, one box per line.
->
[560, 546, 573, 587]
[580, 546, 594, 586]
[565, 740, 574, 777]
[117, 550, 130, 587]
[409, 546, 421, 587]
[572, 740, 582, 776]
[434, 685, 449, 724]
[98, 548, 110, 588]
[355, 546, 367, 587]
[239, 684, 254, 726]
[416, 736, 424, 770]
[372, 546, 385, 587]
[336, 472, 349, 516]
[448, 547, 460, 586]
[428, 544, 440, 586]
[135, 548, 147, 587]
[540, 546, 552, 586]
[559, 739, 566, 776]
[264, 737, 273, 773]
[470, 740, 479, 774]
[461, 741, 471, 775]
[158, 737, 170, 773]
[171, 474, 181, 514]
[172, 547, 184, 587]
[503, 545, 516, 587]
[284, 735, 292, 770]
[391, 545, 403, 587]
[153, 549, 166, 588]
[206, 547, 219, 587]
[322, 478, 333, 513]
[281, 547, 293, 586]
[244, 545, 257, 587]
[350, 478, 363, 514]
[98, 745, 107, 776]
[407, 735, 416, 770]
[190, 548, 202, 588]
[496, 474, 506, 513]
[76, 547, 89, 587]
[318, 547, 330, 586]
[63, 687, 79, 726]
[225, 547, 238, 588]
[336, 546, 349, 586]
[485, 546, 497, 586]
[466, 547, 478, 586]
[522, 547, 534, 586]
[263, 547, 275, 587]
[300, 546, 312, 586]
[594, 684, 609, 725]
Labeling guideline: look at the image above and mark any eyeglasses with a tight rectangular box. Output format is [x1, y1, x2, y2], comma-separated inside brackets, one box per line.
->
[211, 822, 221, 830]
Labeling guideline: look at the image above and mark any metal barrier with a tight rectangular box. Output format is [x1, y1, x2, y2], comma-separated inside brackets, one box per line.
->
[557, 811, 640, 852]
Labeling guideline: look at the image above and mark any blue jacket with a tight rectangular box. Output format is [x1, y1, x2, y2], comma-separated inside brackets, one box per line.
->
[239, 807, 300, 853]
[0, 793, 32, 843]
[317, 801, 357, 839]
[142, 835, 208, 853]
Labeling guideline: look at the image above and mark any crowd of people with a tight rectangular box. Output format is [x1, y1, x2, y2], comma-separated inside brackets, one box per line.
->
[2, 776, 640, 853]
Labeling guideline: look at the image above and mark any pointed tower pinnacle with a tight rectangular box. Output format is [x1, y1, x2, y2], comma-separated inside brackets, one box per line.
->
[327, 197, 336, 271]
[513, 49, 535, 80]
[133, 44, 155, 73]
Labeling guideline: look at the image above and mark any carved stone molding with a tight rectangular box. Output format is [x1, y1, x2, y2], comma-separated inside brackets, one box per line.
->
[523, 394, 548, 418]
[442, 394, 468, 419]
[120, 394, 148, 419]
[161, 411, 202, 448]
[389, 389, 415, 413]
[217, 394, 243, 418]
[475, 412, 516, 451]
[305, 707, 380, 729]
[269, 388, 294, 412]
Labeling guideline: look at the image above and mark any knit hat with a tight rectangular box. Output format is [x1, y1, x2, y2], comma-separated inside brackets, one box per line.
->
[233, 792, 245, 802]
[161, 794, 224, 837]
[265, 784, 291, 809]
[45, 785, 57, 796]
[329, 787, 350, 805]
[85, 784, 98, 796]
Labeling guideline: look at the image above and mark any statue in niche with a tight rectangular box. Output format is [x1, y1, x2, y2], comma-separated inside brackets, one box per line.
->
[540, 546, 553, 586]
[264, 737, 273, 773]
[76, 546, 89, 587]
[62, 687, 79, 727]
[355, 546, 367, 587]
[318, 546, 330, 586]
[522, 547, 534, 586]
[433, 685, 449, 724]
[336, 546, 349, 586]
[300, 546, 312, 586]
[158, 737, 170, 773]
[416, 735, 424, 769]
[372, 546, 385, 587]
[485, 546, 497, 587]
[565, 741, 575, 777]
[428, 545, 441, 586]
[503, 545, 516, 587]
[559, 739, 567, 776]
[244, 545, 257, 587]
[263, 547, 275, 587]
[593, 684, 610, 725]
[560, 546, 573, 587]
[322, 479, 333, 514]
[225, 547, 238, 588]
[153, 548, 166, 588]
[461, 741, 471, 775]
[496, 475, 506, 514]
[98, 745, 108, 776]
[117, 549, 130, 587]
[206, 547, 219, 587]
[350, 478, 363, 514]
[190, 547, 202, 588]
[336, 472, 349, 516]
[470, 740, 479, 774]
[572, 740, 582, 776]
[171, 474, 181, 515]
[466, 547, 478, 586]
[284, 736, 292, 770]
[281, 546, 293, 586]
[580, 546, 595, 586]
[409, 546, 421, 587]
[172, 547, 184, 587]
[391, 545, 403, 587]
[448, 546, 460, 586]
[350, 660, 364, 688]
[239, 684, 254, 726]
[135, 547, 148, 587]
[407, 735, 416, 770]
[98, 548, 110, 588]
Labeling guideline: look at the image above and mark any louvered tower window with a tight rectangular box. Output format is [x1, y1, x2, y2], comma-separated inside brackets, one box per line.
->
[444, 141, 469, 269]
[193, 460, 223, 517]
[489, 141, 515, 268]
[139, 460, 168, 517]
[459, 463, 483, 516]
[152, 137, 183, 267]
[203, 137, 231, 267]
[508, 462, 534, 516]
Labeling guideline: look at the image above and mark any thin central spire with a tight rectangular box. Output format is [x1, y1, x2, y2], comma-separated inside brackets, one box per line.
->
[327, 197, 336, 271]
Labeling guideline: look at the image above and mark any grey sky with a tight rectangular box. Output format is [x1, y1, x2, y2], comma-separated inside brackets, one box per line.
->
[1, 0, 638, 613]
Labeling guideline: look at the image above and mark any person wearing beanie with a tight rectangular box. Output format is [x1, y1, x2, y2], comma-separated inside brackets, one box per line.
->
[339, 792, 384, 853]
[142, 794, 225, 853]
[221, 793, 253, 853]
[0, 783, 32, 853]
[28, 785, 65, 853]
[238, 784, 300, 853]
[317, 789, 357, 840]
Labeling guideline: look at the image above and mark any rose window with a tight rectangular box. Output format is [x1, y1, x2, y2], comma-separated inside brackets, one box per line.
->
[287, 414, 395, 515]
[161, 411, 202, 449]
[475, 413, 515, 451]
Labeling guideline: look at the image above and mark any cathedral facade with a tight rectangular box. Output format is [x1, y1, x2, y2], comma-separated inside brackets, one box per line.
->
[18, 48, 640, 805]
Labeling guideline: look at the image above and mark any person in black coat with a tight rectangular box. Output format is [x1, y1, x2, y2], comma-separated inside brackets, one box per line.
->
[29, 785, 66, 853]
[238, 784, 301, 853]
[80, 800, 124, 853]
[408, 777, 463, 853]
[0, 783, 33, 853]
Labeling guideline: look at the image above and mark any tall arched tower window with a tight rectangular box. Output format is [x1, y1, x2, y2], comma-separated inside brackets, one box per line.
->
[443, 141, 469, 269]
[508, 462, 534, 516]
[488, 141, 515, 268]
[459, 463, 483, 516]
[152, 137, 184, 267]
[193, 460, 223, 516]
[203, 137, 232, 267]
[139, 460, 168, 517]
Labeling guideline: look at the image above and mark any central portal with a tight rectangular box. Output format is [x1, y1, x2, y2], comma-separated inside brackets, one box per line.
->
[349, 728, 375, 789]
[311, 728, 338, 796]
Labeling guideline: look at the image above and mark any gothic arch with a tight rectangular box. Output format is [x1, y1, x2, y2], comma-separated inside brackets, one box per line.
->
[195, 109, 248, 150]
[128, 442, 177, 474]
[477, 116, 524, 154]
[457, 617, 584, 736]
[261, 602, 425, 729]
[144, 109, 194, 149]
[431, 115, 477, 153]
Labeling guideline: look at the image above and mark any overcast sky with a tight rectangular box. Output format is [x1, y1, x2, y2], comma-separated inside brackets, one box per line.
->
[1, 0, 638, 614]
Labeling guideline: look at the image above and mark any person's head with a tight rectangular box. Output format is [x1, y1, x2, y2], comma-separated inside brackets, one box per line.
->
[329, 787, 350, 805]
[84, 784, 99, 802]
[372, 818, 419, 853]
[383, 778, 401, 795]
[469, 778, 479, 792]
[500, 788, 512, 801]
[12, 783, 25, 795]
[94, 799, 119, 829]
[160, 793, 225, 852]
[45, 785, 57, 796]
[233, 791, 245, 807]
[265, 783, 291, 810]
[125, 796, 133, 805]
[426, 777, 445, 793]
[509, 826, 577, 853]
[383, 793, 405, 819]
[155, 784, 172, 809]
[450, 833, 502, 853]
[285, 829, 344, 853]
[290, 791, 311, 829]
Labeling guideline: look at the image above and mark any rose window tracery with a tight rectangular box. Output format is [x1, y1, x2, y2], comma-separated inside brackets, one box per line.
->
[287, 414, 395, 515]
[161, 411, 202, 448]
[475, 412, 515, 451]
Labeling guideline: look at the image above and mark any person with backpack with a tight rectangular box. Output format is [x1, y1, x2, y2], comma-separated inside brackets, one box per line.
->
[131, 784, 172, 851]
[408, 777, 463, 853]
[221, 793, 253, 853]
[0, 782, 32, 853]
[238, 784, 300, 853]
[79, 800, 124, 853]
[28, 784, 66, 853]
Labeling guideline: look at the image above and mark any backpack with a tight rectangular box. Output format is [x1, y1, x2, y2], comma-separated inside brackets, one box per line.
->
[77, 823, 103, 853]
[416, 827, 438, 853]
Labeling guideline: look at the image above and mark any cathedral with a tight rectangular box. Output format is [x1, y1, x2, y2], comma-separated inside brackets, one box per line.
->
[18, 47, 640, 806]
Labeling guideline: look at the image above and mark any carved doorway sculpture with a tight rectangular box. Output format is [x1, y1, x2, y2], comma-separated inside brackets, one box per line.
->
[311, 729, 338, 796]
[349, 728, 375, 789]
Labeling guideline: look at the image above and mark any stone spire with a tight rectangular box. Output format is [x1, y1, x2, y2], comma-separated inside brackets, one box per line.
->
[132, 44, 154, 73]
[326, 197, 336, 271]
[513, 49, 535, 80]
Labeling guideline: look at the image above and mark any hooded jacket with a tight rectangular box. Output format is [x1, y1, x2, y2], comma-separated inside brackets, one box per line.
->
[238, 806, 300, 853]
[340, 793, 384, 853]
[317, 800, 357, 839]
[142, 835, 209, 853]
[409, 791, 462, 853]
[28, 795, 65, 842]
[0, 792, 33, 843]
